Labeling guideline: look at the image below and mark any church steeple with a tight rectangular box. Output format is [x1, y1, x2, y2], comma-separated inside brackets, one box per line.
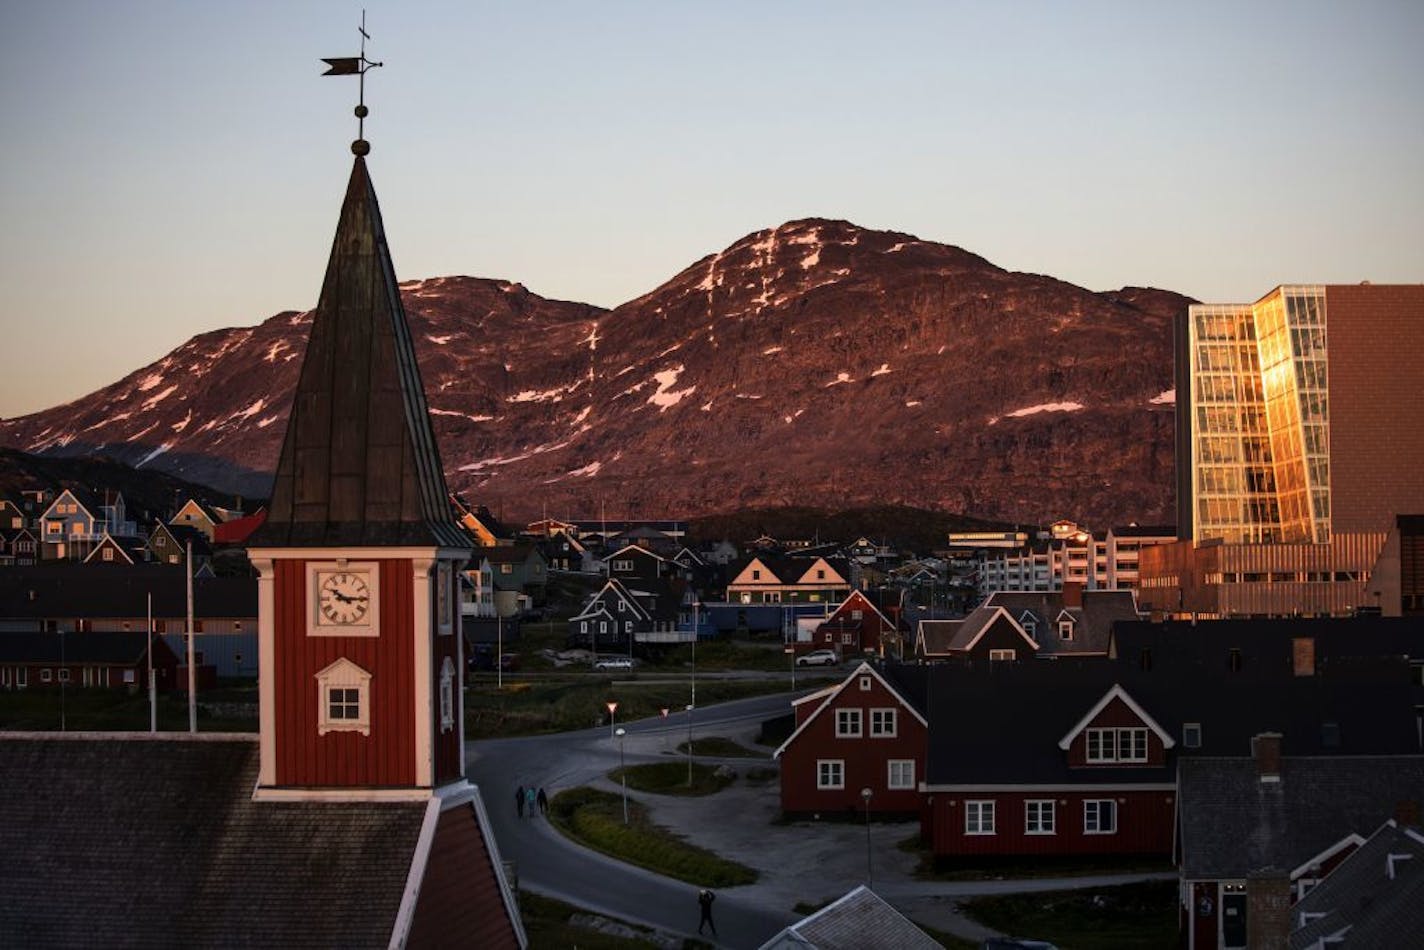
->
[253, 157, 467, 550]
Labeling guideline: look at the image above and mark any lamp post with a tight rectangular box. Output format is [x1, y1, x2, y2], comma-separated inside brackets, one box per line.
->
[685, 702, 694, 786]
[615, 727, 628, 824]
[861, 787, 873, 888]
[605, 700, 618, 739]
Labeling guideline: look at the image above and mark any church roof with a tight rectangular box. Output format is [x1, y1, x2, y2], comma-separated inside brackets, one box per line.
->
[252, 157, 468, 549]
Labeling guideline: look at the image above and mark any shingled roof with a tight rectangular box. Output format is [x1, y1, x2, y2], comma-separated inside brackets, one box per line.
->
[252, 157, 467, 550]
[758, 885, 940, 950]
[1289, 820, 1424, 949]
[0, 735, 428, 947]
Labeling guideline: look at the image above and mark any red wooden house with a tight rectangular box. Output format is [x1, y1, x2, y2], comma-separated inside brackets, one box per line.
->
[813, 589, 905, 658]
[773, 661, 929, 817]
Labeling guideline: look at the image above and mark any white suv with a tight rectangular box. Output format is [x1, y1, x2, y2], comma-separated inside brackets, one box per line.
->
[594, 656, 634, 670]
[795, 649, 839, 667]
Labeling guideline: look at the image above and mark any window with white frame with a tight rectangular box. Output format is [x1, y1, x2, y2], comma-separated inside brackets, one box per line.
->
[612, 559, 633, 572]
[887, 759, 915, 789]
[41, 669, 52, 683]
[1059, 620, 1074, 640]
[1084, 799, 1118, 834]
[1183, 722, 1202, 749]
[617, 599, 626, 613]
[102, 547, 114, 561]
[1086, 727, 1149, 763]
[859, 676, 871, 691]
[817, 759, 844, 789]
[851, 609, 863, 620]
[439, 657, 455, 733]
[965, 800, 995, 835]
[989, 648, 1016, 661]
[840, 631, 854, 644]
[836, 708, 862, 737]
[869, 708, 897, 737]
[1025, 800, 1055, 834]
[316, 658, 372, 736]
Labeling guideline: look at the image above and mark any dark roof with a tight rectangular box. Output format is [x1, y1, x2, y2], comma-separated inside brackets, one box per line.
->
[0, 631, 176, 665]
[986, 589, 1141, 655]
[1178, 755, 1424, 880]
[211, 507, 267, 545]
[0, 736, 427, 947]
[252, 157, 467, 550]
[1110, 524, 1177, 537]
[1112, 617, 1424, 667]
[763, 885, 940, 950]
[0, 564, 255, 619]
[1290, 821, 1424, 949]
[160, 523, 214, 557]
[481, 543, 542, 565]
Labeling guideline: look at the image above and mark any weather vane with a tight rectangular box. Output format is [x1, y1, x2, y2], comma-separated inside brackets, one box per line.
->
[322, 10, 383, 156]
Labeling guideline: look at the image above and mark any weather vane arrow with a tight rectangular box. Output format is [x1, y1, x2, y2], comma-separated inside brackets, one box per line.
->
[322, 11, 383, 155]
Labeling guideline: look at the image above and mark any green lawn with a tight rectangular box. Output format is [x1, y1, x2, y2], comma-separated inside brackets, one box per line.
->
[518, 890, 668, 949]
[0, 686, 256, 732]
[960, 880, 1178, 950]
[547, 787, 758, 888]
[610, 761, 735, 797]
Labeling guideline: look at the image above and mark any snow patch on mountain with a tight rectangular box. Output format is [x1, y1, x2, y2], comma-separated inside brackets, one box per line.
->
[430, 408, 495, 422]
[1006, 402, 1084, 418]
[426, 334, 454, 345]
[137, 373, 165, 392]
[171, 411, 192, 433]
[1150, 389, 1175, 405]
[508, 386, 569, 404]
[825, 372, 853, 387]
[647, 366, 695, 411]
[141, 385, 179, 411]
[762, 346, 784, 355]
[136, 442, 174, 468]
[256, 415, 281, 428]
[871, 364, 892, 377]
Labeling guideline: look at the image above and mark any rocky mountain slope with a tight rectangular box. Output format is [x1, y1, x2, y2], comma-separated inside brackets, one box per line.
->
[0, 220, 1188, 528]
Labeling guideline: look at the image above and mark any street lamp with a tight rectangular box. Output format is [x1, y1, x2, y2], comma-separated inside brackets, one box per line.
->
[685, 702, 695, 786]
[861, 787, 873, 888]
[605, 700, 618, 739]
[615, 727, 628, 824]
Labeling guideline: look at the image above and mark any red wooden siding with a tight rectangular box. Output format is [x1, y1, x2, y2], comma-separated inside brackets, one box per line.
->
[779, 673, 926, 816]
[923, 789, 1175, 858]
[1065, 696, 1168, 768]
[407, 802, 520, 948]
[273, 558, 416, 787]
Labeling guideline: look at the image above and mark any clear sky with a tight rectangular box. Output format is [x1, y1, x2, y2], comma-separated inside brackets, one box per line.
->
[1, 1, 1420, 419]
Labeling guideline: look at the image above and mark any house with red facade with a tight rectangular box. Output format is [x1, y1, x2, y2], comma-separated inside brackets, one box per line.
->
[773, 661, 928, 817]
[812, 589, 905, 658]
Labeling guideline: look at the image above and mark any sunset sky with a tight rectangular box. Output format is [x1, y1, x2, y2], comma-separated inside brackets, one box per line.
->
[1, 0, 1420, 418]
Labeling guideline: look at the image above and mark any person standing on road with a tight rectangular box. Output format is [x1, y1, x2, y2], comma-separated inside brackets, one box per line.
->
[536, 787, 549, 815]
[525, 786, 537, 818]
[515, 785, 525, 818]
[697, 888, 717, 937]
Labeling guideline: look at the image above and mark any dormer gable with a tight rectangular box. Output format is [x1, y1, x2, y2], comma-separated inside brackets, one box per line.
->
[772, 661, 928, 759]
[960, 607, 1039, 653]
[1016, 609, 1040, 639]
[83, 532, 135, 565]
[1055, 609, 1078, 640]
[828, 589, 894, 629]
[729, 556, 778, 586]
[42, 489, 96, 524]
[1058, 684, 1174, 766]
[315, 658, 373, 737]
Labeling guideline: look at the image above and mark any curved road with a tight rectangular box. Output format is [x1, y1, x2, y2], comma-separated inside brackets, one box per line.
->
[466, 693, 801, 949]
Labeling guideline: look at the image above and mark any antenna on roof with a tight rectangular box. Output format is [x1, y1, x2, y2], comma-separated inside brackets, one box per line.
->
[321, 9, 384, 156]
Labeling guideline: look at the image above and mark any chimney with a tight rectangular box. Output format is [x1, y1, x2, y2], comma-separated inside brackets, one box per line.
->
[1252, 733, 1283, 783]
[1062, 581, 1083, 608]
[1246, 869, 1291, 950]
[1396, 799, 1421, 827]
[1291, 637, 1315, 677]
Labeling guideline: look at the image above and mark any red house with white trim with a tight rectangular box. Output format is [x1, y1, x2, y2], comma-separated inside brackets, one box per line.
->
[774, 661, 928, 817]
[813, 589, 904, 657]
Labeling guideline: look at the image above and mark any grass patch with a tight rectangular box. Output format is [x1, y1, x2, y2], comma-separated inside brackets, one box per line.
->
[518, 890, 664, 949]
[611, 761, 734, 797]
[0, 687, 256, 732]
[673, 735, 765, 758]
[960, 880, 1178, 950]
[548, 786, 758, 887]
[464, 676, 790, 739]
[653, 640, 793, 672]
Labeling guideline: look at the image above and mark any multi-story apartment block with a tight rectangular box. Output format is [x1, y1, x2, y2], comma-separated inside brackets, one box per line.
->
[979, 522, 1174, 595]
[1140, 284, 1424, 618]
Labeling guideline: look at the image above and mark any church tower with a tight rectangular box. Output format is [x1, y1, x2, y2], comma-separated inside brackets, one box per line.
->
[247, 153, 472, 793]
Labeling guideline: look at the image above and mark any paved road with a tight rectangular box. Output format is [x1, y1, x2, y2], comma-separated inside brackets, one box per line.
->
[467, 693, 802, 949]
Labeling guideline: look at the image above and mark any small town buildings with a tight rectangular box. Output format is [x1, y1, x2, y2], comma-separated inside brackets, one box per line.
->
[915, 587, 1141, 662]
[812, 588, 906, 657]
[0, 630, 180, 692]
[978, 522, 1176, 595]
[604, 543, 681, 583]
[450, 493, 511, 547]
[726, 555, 852, 605]
[147, 521, 213, 567]
[168, 497, 219, 540]
[773, 661, 929, 818]
[0, 526, 38, 566]
[566, 576, 687, 650]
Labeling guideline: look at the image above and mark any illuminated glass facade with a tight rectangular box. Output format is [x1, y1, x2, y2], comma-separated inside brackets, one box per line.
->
[1189, 286, 1330, 544]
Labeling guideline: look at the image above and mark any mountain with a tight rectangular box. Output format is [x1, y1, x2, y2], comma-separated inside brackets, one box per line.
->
[0, 220, 1189, 528]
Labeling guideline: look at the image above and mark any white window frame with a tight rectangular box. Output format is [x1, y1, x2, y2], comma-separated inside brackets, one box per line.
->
[1059, 620, 1074, 640]
[1084, 799, 1118, 834]
[816, 759, 845, 789]
[40, 668, 52, 683]
[316, 658, 372, 736]
[835, 708, 863, 738]
[612, 559, 633, 572]
[869, 708, 897, 737]
[58, 668, 71, 683]
[887, 759, 915, 790]
[965, 800, 995, 835]
[989, 648, 1016, 661]
[1183, 722, 1202, 749]
[1086, 727, 1149, 763]
[859, 675, 871, 691]
[1025, 799, 1056, 835]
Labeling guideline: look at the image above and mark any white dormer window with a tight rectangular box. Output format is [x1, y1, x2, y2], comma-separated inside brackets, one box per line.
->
[851, 610, 863, 620]
[1022, 619, 1037, 638]
[1059, 620, 1074, 640]
[316, 658, 372, 736]
[439, 657, 455, 733]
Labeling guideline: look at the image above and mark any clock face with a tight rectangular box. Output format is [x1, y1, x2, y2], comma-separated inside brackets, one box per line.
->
[319, 571, 371, 625]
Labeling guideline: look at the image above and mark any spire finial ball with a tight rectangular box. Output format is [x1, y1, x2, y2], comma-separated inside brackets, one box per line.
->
[352, 139, 371, 156]
[355, 104, 369, 118]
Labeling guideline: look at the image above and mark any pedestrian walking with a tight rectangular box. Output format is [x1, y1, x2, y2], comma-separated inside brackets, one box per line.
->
[525, 786, 536, 818]
[515, 784, 525, 818]
[697, 888, 717, 936]
[536, 787, 549, 815]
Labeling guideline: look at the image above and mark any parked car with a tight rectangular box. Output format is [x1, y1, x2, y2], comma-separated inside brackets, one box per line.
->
[594, 656, 634, 671]
[795, 649, 839, 667]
